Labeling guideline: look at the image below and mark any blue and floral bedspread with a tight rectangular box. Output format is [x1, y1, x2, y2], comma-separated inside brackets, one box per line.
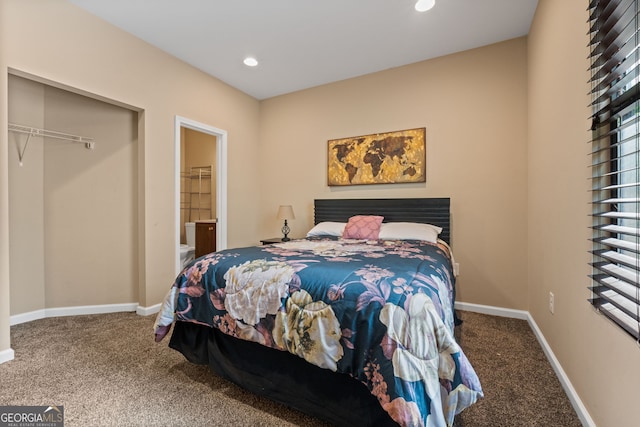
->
[155, 237, 483, 427]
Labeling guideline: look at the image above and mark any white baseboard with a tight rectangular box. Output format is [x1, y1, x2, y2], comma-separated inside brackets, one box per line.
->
[136, 303, 161, 316]
[10, 303, 139, 326]
[526, 314, 596, 427]
[9, 309, 46, 326]
[0, 348, 15, 365]
[46, 303, 138, 318]
[455, 301, 529, 320]
[456, 301, 595, 427]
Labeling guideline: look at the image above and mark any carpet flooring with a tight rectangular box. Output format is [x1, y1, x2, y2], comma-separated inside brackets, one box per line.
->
[0, 310, 582, 426]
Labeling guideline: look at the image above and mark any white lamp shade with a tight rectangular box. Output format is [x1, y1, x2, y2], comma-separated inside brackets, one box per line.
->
[277, 205, 295, 220]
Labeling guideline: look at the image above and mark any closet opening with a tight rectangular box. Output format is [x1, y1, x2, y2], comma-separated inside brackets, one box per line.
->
[8, 72, 143, 323]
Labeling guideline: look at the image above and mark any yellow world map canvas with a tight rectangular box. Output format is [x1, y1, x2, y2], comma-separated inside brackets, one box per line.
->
[327, 128, 426, 186]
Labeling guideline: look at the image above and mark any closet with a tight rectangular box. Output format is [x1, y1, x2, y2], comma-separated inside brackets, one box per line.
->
[8, 75, 139, 317]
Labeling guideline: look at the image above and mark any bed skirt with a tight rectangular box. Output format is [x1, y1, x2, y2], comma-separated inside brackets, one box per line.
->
[169, 321, 396, 427]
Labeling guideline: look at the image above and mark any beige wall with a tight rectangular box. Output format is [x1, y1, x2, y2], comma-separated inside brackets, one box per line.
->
[42, 85, 138, 309]
[0, 0, 261, 352]
[0, 1, 8, 353]
[259, 37, 529, 309]
[528, 1, 639, 426]
[8, 76, 46, 315]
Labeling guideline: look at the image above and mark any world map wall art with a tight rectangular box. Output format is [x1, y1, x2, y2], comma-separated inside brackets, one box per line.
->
[327, 127, 426, 186]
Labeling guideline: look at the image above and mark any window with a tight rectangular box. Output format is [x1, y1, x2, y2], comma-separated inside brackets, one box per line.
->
[589, 0, 640, 340]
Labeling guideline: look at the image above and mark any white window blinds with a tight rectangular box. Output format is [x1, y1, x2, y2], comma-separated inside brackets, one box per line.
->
[589, 0, 640, 341]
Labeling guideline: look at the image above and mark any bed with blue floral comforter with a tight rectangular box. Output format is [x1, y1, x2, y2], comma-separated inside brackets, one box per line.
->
[154, 236, 483, 427]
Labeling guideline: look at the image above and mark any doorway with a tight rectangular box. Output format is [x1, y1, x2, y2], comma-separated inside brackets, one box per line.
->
[174, 116, 227, 274]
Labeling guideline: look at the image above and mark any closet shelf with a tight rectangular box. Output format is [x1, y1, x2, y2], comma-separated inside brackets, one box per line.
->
[9, 123, 95, 148]
[9, 122, 96, 166]
[182, 165, 213, 221]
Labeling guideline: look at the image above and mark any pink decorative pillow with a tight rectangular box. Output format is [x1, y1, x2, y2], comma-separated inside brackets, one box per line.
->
[342, 215, 384, 239]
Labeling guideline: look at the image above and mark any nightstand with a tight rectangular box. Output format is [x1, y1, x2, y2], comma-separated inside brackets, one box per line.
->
[260, 237, 285, 245]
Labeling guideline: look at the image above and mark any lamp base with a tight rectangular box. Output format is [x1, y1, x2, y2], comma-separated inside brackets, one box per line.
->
[281, 221, 290, 242]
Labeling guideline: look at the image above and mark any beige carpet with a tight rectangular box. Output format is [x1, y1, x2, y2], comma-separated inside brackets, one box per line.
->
[0, 310, 582, 426]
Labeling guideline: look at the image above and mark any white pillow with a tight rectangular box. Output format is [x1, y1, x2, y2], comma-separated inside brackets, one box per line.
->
[306, 222, 346, 237]
[378, 222, 442, 243]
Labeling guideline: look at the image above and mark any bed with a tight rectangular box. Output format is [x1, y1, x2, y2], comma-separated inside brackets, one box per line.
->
[154, 198, 483, 427]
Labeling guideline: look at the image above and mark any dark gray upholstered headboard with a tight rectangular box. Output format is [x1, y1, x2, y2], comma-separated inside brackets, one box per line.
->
[314, 198, 451, 244]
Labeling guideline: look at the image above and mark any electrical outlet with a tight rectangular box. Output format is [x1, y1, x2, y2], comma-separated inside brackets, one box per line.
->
[454, 263, 460, 276]
[549, 292, 555, 314]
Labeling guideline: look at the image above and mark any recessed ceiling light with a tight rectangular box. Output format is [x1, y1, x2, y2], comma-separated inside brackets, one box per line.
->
[243, 57, 258, 67]
[415, 0, 435, 12]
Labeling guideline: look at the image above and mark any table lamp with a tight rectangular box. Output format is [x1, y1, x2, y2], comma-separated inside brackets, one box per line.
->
[277, 205, 295, 241]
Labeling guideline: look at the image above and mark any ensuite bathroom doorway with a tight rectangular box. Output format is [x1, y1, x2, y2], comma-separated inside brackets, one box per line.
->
[174, 116, 227, 274]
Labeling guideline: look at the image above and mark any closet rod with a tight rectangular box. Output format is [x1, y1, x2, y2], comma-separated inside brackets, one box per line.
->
[8, 122, 95, 149]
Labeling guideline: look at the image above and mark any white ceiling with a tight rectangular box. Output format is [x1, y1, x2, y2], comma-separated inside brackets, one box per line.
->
[68, 0, 539, 100]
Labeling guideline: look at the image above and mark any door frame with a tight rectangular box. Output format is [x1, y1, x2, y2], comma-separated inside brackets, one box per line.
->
[174, 116, 227, 274]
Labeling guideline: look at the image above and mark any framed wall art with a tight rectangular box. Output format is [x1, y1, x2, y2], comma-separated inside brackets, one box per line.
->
[327, 127, 426, 186]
